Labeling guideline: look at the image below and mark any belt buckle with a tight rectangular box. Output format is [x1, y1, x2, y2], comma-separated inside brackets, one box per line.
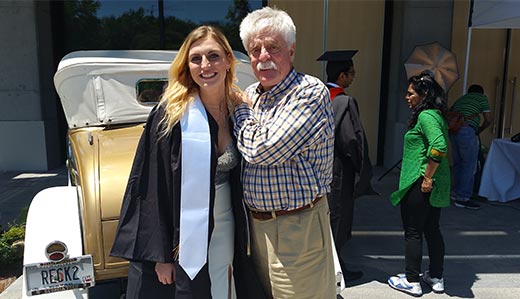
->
[250, 210, 275, 221]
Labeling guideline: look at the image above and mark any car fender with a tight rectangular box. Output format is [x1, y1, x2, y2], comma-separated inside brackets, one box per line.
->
[22, 186, 88, 299]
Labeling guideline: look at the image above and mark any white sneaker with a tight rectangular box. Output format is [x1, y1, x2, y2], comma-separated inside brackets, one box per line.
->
[422, 270, 444, 293]
[388, 274, 422, 297]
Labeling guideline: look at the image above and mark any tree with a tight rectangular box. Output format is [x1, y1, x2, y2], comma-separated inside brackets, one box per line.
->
[224, 0, 252, 52]
[100, 8, 161, 49]
[63, 0, 102, 51]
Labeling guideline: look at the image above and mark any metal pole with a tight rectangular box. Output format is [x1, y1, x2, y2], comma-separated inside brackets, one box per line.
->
[321, 0, 328, 81]
[498, 29, 512, 138]
[462, 27, 472, 94]
[463, 0, 475, 94]
[158, 0, 165, 49]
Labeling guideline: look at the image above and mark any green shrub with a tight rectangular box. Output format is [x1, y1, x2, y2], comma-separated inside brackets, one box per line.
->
[1, 224, 25, 245]
[0, 223, 25, 266]
[0, 240, 16, 265]
[0, 208, 27, 266]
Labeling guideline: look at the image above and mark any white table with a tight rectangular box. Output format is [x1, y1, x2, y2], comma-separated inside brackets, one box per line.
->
[478, 138, 520, 202]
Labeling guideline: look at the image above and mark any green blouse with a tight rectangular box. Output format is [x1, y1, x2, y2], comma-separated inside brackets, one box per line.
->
[390, 109, 451, 208]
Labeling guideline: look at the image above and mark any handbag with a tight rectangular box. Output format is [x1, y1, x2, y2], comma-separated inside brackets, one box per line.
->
[447, 111, 464, 134]
[447, 111, 478, 134]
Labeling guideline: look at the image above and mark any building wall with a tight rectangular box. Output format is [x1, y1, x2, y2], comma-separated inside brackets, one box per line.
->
[0, 0, 61, 171]
[451, 0, 520, 148]
[326, 0, 385, 165]
[271, 0, 384, 163]
[383, 0, 454, 168]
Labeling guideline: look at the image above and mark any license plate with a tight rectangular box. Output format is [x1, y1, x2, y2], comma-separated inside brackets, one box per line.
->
[24, 255, 95, 296]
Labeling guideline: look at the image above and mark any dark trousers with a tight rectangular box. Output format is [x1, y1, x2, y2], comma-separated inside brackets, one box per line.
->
[328, 158, 356, 265]
[126, 261, 212, 299]
[126, 262, 175, 299]
[400, 178, 445, 282]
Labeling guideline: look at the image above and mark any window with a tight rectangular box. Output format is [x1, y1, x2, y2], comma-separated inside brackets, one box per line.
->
[136, 79, 168, 104]
[60, 0, 264, 54]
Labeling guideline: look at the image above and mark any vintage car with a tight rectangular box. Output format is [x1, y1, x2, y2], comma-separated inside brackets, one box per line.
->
[22, 50, 256, 298]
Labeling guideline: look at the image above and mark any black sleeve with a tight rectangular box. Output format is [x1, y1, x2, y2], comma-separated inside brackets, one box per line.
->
[111, 105, 177, 263]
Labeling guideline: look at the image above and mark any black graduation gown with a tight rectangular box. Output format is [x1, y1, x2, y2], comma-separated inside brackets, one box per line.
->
[328, 90, 375, 253]
[110, 104, 268, 299]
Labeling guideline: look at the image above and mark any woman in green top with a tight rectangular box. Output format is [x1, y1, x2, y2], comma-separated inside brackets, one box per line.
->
[388, 71, 450, 297]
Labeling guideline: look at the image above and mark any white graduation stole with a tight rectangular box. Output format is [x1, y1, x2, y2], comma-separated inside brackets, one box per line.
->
[179, 95, 211, 280]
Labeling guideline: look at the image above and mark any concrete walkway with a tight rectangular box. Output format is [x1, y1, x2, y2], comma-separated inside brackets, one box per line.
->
[0, 167, 67, 299]
[0, 167, 68, 229]
[340, 167, 520, 298]
[1, 166, 519, 298]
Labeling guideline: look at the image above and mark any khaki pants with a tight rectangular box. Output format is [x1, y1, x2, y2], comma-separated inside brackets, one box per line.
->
[250, 198, 336, 299]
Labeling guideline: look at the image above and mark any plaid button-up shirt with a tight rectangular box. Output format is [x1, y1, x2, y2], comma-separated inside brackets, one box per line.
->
[234, 69, 335, 211]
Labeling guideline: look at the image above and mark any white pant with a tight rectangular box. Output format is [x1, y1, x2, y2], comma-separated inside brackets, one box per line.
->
[208, 182, 236, 299]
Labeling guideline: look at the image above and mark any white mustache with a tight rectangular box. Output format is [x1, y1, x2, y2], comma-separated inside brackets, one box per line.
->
[257, 61, 278, 71]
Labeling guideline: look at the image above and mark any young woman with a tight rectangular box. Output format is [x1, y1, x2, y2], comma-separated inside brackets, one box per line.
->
[387, 71, 450, 297]
[111, 25, 265, 299]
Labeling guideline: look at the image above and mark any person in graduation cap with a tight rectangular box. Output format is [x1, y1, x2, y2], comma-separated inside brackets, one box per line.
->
[111, 25, 266, 299]
[317, 50, 375, 282]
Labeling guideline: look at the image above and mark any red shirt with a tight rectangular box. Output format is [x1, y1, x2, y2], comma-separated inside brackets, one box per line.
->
[329, 87, 345, 101]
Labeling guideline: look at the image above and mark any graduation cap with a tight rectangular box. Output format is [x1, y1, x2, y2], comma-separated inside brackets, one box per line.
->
[317, 50, 358, 62]
[317, 50, 358, 81]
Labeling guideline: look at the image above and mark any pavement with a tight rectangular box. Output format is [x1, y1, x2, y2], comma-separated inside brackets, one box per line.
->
[0, 167, 68, 230]
[1, 165, 520, 298]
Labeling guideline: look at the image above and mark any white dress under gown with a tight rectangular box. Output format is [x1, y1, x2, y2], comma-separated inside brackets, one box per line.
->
[209, 142, 239, 299]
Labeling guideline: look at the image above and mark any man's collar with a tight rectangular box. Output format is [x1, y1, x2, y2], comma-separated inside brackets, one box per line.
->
[326, 82, 341, 88]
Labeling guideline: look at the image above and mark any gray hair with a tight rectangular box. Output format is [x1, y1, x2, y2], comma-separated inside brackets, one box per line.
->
[239, 7, 296, 52]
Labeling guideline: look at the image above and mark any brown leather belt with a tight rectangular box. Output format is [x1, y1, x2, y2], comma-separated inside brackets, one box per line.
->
[249, 196, 323, 220]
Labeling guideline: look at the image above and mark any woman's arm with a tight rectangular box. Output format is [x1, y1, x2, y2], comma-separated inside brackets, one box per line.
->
[419, 111, 448, 193]
[422, 158, 439, 193]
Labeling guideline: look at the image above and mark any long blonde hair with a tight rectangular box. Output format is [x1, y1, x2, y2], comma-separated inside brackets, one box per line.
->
[159, 26, 239, 137]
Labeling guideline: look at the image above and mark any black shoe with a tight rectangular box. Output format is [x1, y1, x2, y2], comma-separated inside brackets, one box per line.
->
[343, 269, 363, 282]
[472, 195, 488, 202]
[454, 200, 481, 210]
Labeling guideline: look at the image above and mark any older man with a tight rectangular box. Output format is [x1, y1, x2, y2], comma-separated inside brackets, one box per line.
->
[233, 7, 336, 299]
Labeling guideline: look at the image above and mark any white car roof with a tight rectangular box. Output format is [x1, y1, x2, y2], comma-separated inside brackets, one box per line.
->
[54, 50, 256, 128]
